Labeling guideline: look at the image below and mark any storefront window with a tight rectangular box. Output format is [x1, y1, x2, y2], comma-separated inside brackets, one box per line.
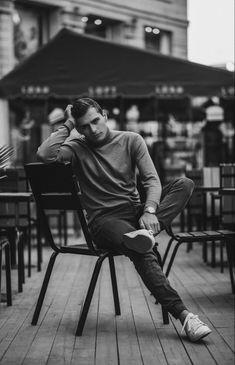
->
[144, 26, 172, 55]
[84, 15, 121, 41]
[13, 5, 49, 64]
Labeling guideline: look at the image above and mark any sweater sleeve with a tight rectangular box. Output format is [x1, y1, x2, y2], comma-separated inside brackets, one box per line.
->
[37, 120, 75, 163]
[132, 134, 162, 210]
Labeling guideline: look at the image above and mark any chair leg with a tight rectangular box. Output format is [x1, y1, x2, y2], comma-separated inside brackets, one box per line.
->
[36, 208, 42, 272]
[27, 225, 32, 277]
[211, 240, 216, 267]
[202, 241, 208, 262]
[5, 244, 12, 306]
[162, 237, 175, 267]
[17, 232, 24, 293]
[225, 240, 235, 294]
[63, 211, 68, 246]
[220, 241, 224, 273]
[108, 255, 121, 315]
[76, 253, 108, 336]
[165, 241, 182, 277]
[162, 306, 169, 324]
[0, 250, 2, 301]
[32, 251, 58, 325]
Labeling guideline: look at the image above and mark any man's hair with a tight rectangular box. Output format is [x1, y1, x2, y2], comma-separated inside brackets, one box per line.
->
[71, 98, 103, 120]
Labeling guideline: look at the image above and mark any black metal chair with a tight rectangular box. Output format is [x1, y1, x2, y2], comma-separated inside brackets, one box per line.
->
[25, 162, 169, 336]
[0, 234, 12, 306]
[210, 164, 235, 270]
[162, 210, 235, 294]
[0, 170, 25, 292]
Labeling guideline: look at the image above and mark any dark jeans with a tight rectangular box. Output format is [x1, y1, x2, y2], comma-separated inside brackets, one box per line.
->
[90, 177, 194, 319]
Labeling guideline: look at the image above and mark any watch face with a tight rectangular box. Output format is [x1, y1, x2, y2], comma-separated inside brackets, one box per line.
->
[146, 206, 155, 214]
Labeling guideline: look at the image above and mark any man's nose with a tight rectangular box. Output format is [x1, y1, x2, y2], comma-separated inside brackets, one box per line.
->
[90, 124, 97, 133]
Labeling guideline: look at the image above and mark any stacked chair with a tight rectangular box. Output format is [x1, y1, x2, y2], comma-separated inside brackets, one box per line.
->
[163, 164, 235, 294]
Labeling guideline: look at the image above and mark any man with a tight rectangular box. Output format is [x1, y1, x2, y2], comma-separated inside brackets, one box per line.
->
[37, 97, 211, 342]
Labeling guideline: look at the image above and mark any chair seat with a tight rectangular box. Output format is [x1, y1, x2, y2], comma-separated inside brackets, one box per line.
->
[216, 230, 235, 236]
[175, 230, 223, 241]
[60, 243, 121, 256]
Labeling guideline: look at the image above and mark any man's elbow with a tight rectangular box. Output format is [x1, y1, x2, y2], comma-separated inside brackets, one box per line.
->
[36, 147, 51, 163]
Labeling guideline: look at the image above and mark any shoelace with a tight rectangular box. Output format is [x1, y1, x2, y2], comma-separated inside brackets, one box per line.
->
[181, 314, 205, 334]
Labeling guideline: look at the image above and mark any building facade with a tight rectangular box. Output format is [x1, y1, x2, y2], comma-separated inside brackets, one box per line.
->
[0, 0, 188, 79]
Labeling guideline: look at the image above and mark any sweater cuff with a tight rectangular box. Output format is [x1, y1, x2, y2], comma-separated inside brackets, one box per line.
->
[64, 119, 75, 132]
[144, 201, 159, 211]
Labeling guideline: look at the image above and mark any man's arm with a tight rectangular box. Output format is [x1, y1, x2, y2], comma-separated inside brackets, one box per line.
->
[37, 119, 75, 163]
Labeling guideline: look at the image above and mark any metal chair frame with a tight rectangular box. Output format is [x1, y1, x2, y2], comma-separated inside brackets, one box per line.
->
[0, 235, 12, 306]
[25, 162, 169, 336]
[162, 218, 235, 294]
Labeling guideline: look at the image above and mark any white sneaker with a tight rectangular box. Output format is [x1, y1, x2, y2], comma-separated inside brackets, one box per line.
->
[123, 229, 155, 253]
[181, 313, 211, 342]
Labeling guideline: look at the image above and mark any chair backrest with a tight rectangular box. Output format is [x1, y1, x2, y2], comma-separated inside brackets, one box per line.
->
[185, 169, 203, 209]
[184, 169, 204, 230]
[219, 164, 235, 228]
[24, 162, 96, 253]
[203, 167, 220, 188]
[0, 168, 20, 227]
[0, 168, 19, 192]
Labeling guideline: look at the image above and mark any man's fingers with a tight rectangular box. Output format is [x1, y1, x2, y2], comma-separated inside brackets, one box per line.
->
[139, 219, 145, 229]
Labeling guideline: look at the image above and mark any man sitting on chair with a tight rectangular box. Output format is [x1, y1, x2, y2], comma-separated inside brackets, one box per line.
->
[37, 97, 211, 342]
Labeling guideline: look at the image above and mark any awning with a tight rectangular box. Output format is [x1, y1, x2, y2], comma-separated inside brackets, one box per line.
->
[0, 28, 233, 99]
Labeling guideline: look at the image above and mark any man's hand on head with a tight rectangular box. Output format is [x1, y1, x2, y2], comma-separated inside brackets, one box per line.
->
[65, 104, 76, 126]
[139, 213, 161, 236]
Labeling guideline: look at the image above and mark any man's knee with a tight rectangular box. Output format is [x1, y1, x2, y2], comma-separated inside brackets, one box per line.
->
[178, 177, 194, 195]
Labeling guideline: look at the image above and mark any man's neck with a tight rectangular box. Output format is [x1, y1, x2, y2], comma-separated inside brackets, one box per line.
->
[86, 128, 112, 147]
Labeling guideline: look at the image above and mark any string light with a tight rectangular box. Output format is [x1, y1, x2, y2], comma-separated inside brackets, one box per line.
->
[145, 26, 152, 33]
[94, 19, 102, 25]
[81, 16, 88, 23]
[153, 28, 160, 34]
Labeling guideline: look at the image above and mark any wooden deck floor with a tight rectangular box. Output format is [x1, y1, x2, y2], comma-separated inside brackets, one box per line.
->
[0, 232, 234, 365]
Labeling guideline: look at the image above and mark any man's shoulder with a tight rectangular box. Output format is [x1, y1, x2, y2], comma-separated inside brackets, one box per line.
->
[112, 130, 141, 141]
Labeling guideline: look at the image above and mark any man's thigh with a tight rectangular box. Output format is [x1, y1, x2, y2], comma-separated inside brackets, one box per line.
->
[92, 217, 137, 252]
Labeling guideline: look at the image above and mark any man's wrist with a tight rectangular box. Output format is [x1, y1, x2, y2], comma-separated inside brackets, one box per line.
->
[144, 206, 156, 214]
[64, 119, 75, 133]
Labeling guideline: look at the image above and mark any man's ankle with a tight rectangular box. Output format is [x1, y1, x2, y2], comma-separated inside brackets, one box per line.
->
[179, 310, 190, 325]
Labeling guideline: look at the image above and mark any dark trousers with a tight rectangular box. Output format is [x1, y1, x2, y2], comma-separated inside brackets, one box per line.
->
[91, 177, 194, 319]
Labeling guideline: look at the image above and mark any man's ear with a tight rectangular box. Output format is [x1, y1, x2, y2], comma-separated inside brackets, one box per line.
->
[103, 111, 107, 121]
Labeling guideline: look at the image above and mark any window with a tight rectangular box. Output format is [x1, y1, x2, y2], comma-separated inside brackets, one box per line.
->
[83, 15, 121, 41]
[13, 4, 49, 64]
[144, 26, 172, 55]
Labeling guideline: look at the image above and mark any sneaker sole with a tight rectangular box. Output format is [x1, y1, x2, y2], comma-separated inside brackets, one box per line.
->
[123, 234, 154, 253]
[189, 329, 212, 342]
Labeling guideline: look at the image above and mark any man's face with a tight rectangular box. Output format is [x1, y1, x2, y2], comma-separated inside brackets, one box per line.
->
[75, 107, 109, 144]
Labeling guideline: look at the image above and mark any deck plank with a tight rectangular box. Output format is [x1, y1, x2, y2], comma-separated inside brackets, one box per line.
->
[123, 256, 168, 365]
[115, 257, 143, 365]
[0, 236, 234, 365]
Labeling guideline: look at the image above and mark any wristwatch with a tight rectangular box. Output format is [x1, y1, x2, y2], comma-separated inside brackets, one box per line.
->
[144, 206, 156, 214]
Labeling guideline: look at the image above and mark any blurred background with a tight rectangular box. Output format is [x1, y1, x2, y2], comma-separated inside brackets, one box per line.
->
[0, 0, 234, 183]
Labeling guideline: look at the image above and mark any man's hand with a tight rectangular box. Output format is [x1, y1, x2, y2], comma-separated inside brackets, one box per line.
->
[139, 213, 161, 235]
[65, 104, 75, 126]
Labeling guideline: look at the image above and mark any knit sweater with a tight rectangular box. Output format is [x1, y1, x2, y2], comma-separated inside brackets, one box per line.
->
[37, 120, 162, 224]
